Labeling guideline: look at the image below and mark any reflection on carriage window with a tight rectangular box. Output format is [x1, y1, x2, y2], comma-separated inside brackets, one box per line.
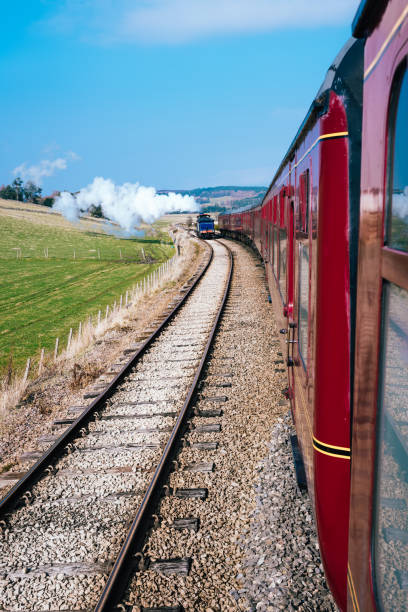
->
[298, 243, 309, 369]
[374, 284, 408, 610]
[388, 67, 408, 252]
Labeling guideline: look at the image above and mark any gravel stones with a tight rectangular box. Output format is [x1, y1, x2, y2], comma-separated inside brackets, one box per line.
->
[237, 414, 336, 612]
[124, 240, 336, 611]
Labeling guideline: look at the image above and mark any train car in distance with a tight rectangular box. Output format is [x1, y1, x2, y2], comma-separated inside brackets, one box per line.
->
[196, 213, 215, 239]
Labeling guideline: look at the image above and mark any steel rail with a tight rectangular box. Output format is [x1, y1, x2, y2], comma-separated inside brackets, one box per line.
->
[0, 241, 213, 518]
[94, 240, 233, 611]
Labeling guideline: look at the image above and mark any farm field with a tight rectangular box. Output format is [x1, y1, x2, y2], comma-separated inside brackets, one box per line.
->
[0, 200, 175, 374]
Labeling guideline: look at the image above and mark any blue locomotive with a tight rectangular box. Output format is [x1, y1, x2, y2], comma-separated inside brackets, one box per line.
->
[196, 213, 215, 239]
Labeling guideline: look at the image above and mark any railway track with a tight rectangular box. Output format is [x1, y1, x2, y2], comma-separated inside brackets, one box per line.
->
[0, 239, 232, 611]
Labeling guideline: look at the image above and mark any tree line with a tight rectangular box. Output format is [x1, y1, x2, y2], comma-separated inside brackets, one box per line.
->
[0, 177, 55, 206]
[0, 178, 106, 218]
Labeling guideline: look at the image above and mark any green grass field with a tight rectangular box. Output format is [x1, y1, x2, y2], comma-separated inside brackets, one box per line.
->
[0, 205, 175, 374]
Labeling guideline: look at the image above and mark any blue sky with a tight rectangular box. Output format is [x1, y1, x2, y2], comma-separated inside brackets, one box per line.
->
[0, 0, 361, 194]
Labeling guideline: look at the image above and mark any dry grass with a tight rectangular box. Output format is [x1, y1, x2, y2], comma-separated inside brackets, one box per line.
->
[0, 377, 29, 420]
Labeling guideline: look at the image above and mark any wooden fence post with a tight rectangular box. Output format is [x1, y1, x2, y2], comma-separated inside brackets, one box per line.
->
[38, 348, 45, 375]
[105, 305, 109, 319]
[125, 291, 128, 306]
[78, 321, 82, 338]
[22, 358, 31, 383]
[54, 337, 59, 361]
[67, 328, 73, 350]
[98, 310, 101, 325]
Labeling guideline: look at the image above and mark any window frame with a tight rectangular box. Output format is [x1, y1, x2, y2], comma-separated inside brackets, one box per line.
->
[384, 58, 408, 252]
[372, 57, 408, 607]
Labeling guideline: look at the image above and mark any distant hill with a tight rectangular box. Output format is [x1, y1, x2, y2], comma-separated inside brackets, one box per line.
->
[158, 186, 267, 214]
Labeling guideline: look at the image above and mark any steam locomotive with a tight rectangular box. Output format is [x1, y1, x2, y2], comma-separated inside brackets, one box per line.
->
[219, 1, 408, 609]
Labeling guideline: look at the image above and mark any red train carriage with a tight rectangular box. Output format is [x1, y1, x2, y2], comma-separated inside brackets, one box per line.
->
[220, 37, 364, 609]
[219, 2, 408, 609]
[348, 2, 408, 610]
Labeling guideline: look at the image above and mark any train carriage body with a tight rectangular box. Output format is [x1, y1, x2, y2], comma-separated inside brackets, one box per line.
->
[220, 39, 364, 609]
[348, 2, 408, 610]
[219, 4, 408, 608]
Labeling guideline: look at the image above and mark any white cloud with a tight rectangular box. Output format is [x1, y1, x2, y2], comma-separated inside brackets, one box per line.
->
[13, 152, 80, 185]
[41, 0, 360, 45]
[120, 0, 359, 43]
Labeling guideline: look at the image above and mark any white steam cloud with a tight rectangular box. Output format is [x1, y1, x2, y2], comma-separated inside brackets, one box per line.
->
[13, 152, 80, 185]
[54, 177, 198, 233]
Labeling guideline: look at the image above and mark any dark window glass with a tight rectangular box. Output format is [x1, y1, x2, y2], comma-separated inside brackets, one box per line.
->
[374, 283, 408, 610]
[298, 243, 310, 368]
[387, 67, 408, 252]
[279, 229, 287, 298]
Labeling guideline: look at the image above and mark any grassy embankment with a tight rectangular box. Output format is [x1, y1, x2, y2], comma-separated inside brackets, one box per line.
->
[0, 199, 175, 374]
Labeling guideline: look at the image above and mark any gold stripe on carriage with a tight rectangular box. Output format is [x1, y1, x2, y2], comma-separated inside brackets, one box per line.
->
[312, 435, 351, 459]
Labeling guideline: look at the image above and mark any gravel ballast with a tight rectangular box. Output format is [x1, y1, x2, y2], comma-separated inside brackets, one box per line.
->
[237, 413, 336, 611]
[123, 239, 336, 611]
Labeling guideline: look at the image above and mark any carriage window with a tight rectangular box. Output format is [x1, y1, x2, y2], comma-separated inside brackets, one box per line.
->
[280, 191, 285, 226]
[374, 284, 408, 610]
[298, 243, 310, 368]
[279, 229, 287, 299]
[387, 67, 408, 252]
[299, 171, 309, 234]
[273, 227, 278, 277]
